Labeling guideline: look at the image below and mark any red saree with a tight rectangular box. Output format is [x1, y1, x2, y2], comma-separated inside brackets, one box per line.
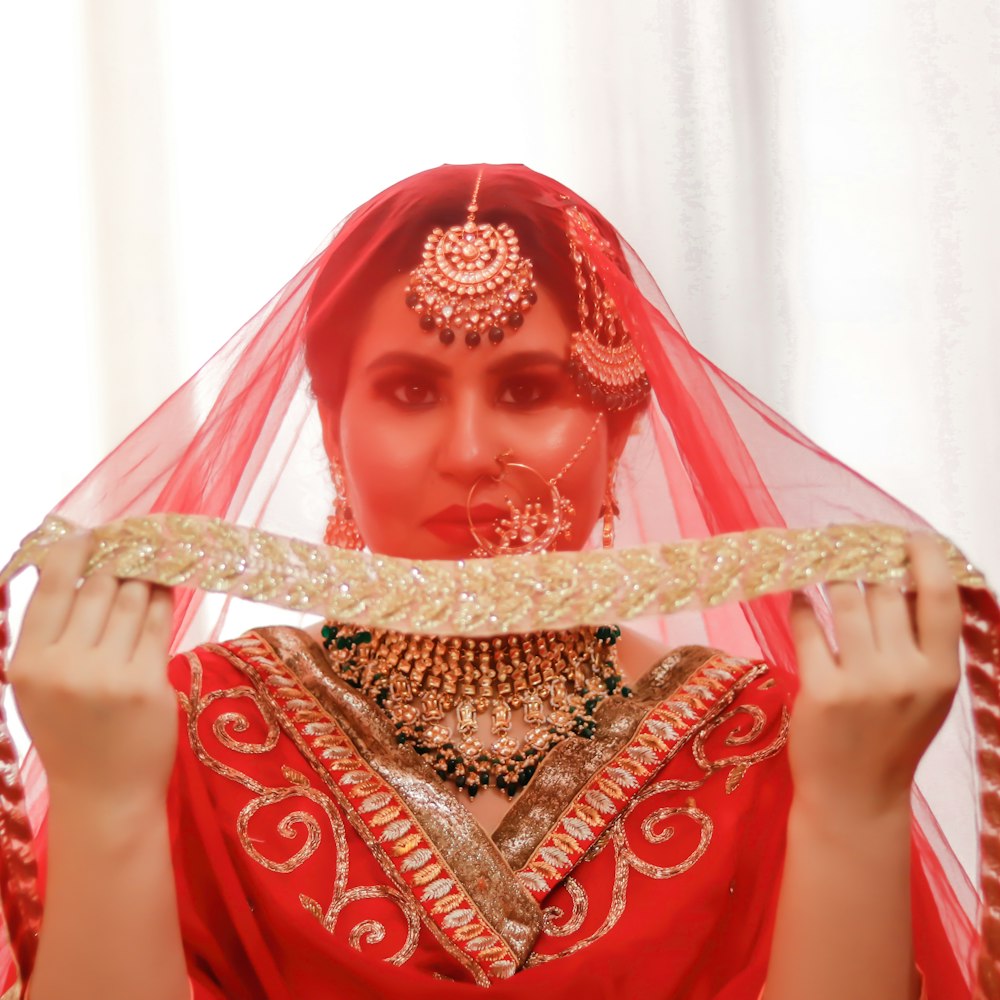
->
[167, 627, 969, 999]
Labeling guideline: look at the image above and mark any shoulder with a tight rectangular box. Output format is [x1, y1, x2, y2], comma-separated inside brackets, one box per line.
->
[166, 625, 321, 697]
[620, 622, 796, 708]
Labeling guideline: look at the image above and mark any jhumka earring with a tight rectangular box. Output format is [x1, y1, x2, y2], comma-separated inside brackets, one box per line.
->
[405, 169, 538, 348]
[324, 459, 364, 551]
[600, 460, 620, 549]
[601, 461, 621, 549]
[467, 413, 605, 557]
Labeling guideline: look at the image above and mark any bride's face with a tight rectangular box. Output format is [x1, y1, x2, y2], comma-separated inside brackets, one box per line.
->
[326, 274, 625, 560]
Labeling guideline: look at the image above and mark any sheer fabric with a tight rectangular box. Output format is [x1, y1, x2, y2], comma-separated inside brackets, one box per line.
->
[0, 164, 995, 996]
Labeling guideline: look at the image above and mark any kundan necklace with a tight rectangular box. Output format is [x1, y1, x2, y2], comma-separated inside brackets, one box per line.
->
[322, 623, 629, 799]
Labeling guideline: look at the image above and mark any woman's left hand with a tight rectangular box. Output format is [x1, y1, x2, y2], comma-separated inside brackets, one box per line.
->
[787, 533, 962, 821]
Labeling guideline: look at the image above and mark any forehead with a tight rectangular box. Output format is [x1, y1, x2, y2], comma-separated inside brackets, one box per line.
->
[348, 274, 573, 371]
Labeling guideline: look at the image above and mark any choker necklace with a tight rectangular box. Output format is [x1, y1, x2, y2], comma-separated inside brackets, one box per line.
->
[321, 623, 629, 799]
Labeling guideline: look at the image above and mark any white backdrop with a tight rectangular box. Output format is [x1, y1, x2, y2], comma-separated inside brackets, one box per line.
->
[2, 0, 998, 588]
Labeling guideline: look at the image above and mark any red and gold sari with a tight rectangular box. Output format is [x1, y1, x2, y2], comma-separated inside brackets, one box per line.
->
[167, 626, 970, 999]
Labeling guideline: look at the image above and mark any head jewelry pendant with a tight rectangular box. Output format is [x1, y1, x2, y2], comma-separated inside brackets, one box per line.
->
[406, 170, 538, 348]
[565, 206, 650, 411]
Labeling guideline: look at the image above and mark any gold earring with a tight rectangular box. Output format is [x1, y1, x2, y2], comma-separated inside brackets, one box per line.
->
[324, 459, 364, 550]
[600, 461, 620, 549]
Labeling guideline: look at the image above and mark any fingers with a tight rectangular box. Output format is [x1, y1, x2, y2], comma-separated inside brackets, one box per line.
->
[864, 582, 915, 652]
[909, 534, 962, 670]
[132, 586, 174, 664]
[100, 580, 154, 661]
[17, 534, 94, 649]
[789, 591, 836, 683]
[824, 582, 874, 660]
[16, 535, 175, 669]
[61, 571, 119, 647]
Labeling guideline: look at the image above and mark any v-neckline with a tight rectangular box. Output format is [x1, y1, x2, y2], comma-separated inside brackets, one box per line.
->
[218, 627, 764, 983]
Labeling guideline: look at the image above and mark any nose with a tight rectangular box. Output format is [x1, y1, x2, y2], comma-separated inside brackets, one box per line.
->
[434, 392, 503, 484]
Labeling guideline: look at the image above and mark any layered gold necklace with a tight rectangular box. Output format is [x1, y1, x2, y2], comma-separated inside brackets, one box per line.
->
[322, 623, 628, 798]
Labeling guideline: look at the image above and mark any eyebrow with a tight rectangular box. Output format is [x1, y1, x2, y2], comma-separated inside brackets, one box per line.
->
[364, 352, 450, 375]
[486, 350, 568, 375]
[364, 349, 568, 376]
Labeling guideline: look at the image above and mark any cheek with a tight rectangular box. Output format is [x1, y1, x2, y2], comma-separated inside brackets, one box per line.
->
[515, 410, 610, 549]
[337, 392, 434, 541]
[558, 450, 610, 548]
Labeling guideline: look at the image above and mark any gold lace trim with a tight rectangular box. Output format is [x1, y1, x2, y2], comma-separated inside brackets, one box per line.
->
[0, 515, 989, 637]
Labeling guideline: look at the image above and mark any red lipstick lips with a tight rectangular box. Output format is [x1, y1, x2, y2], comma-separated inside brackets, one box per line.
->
[423, 503, 506, 544]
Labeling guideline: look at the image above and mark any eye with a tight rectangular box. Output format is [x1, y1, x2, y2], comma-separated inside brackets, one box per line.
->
[375, 375, 439, 408]
[497, 375, 558, 408]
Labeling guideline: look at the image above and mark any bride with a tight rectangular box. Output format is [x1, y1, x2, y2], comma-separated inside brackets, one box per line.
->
[2, 164, 988, 999]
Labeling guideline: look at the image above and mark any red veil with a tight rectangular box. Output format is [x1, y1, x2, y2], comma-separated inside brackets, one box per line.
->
[0, 163, 997, 998]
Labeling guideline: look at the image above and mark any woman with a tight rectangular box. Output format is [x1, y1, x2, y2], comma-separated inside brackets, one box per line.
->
[0, 164, 993, 999]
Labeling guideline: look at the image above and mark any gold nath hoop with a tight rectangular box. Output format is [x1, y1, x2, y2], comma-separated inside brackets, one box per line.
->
[467, 457, 572, 557]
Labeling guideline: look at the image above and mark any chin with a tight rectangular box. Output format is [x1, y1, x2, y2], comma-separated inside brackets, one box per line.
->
[367, 535, 477, 562]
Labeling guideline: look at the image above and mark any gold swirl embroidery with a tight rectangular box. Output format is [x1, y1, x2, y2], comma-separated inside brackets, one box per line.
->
[540, 876, 588, 938]
[213, 705, 281, 754]
[180, 648, 421, 966]
[236, 771, 332, 875]
[179, 654, 283, 792]
[299, 884, 421, 966]
[693, 700, 791, 794]
[622, 803, 714, 879]
[530, 673, 787, 965]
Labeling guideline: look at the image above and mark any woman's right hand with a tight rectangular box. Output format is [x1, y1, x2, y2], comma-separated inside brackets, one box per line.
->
[8, 533, 177, 804]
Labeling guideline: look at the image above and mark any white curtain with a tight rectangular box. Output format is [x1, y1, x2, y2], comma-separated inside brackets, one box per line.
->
[2, 0, 997, 600]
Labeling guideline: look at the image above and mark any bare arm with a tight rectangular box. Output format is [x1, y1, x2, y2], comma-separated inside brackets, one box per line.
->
[30, 790, 188, 1000]
[764, 798, 918, 1000]
[9, 536, 189, 1000]
[764, 535, 959, 1000]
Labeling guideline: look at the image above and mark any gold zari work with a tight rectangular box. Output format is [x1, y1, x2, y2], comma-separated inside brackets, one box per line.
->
[0, 515, 987, 637]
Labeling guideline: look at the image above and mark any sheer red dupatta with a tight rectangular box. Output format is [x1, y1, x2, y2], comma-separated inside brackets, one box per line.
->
[0, 163, 996, 997]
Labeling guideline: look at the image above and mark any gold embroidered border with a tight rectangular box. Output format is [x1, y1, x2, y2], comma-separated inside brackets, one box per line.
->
[253, 627, 545, 968]
[528, 666, 789, 966]
[492, 645, 721, 870]
[1, 515, 987, 637]
[220, 631, 534, 982]
[515, 654, 763, 899]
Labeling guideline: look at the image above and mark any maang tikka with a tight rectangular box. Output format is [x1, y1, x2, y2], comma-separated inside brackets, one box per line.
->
[405, 169, 538, 348]
[405, 174, 646, 555]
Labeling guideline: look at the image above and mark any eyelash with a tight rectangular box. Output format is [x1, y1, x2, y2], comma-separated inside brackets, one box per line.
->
[496, 377, 557, 407]
[374, 374, 560, 411]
